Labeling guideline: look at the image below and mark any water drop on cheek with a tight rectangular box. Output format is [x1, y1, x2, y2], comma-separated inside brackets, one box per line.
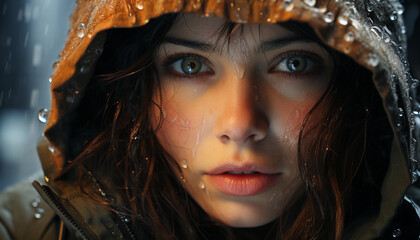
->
[198, 181, 206, 190]
[181, 159, 188, 169]
[295, 110, 301, 119]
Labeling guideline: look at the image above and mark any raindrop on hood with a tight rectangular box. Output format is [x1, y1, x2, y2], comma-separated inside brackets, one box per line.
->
[337, 12, 349, 25]
[303, 0, 316, 7]
[136, 1, 144, 10]
[38, 108, 49, 123]
[344, 31, 355, 42]
[395, 2, 404, 15]
[366, 53, 379, 67]
[370, 26, 383, 40]
[77, 23, 86, 38]
[390, 11, 398, 21]
[323, 12, 334, 23]
[392, 228, 401, 237]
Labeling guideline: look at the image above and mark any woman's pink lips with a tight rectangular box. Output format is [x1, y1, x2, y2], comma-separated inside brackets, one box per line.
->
[205, 164, 281, 196]
[206, 173, 281, 196]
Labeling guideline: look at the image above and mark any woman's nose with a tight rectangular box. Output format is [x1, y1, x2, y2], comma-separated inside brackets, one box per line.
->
[214, 78, 268, 145]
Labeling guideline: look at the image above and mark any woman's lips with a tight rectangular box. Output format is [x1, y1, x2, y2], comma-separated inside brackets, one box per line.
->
[205, 164, 281, 196]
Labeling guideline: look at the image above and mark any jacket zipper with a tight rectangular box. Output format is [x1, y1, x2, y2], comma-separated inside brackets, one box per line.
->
[33, 181, 91, 240]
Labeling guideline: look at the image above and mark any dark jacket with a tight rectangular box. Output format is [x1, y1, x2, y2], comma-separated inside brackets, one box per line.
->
[1, 0, 420, 239]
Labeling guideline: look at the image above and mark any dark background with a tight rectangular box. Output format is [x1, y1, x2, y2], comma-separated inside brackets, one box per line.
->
[0, 0, 419, 190]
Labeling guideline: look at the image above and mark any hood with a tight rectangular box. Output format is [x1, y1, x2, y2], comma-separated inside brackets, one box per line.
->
[39, 0, 418, 239]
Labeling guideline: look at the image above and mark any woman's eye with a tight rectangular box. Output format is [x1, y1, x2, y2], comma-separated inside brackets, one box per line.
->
[271, 55, 316, 73]
[169, 56, 211, 75]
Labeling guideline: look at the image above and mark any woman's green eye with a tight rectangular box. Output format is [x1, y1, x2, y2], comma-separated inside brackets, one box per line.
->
[286, 57, 307, 72]
[181, 58, 202, 74]
[272, 55, 315, 73]
[170, 56, 211, 75]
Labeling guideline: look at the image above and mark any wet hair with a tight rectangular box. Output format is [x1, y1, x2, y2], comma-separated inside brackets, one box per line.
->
[65, 13, 392, 240]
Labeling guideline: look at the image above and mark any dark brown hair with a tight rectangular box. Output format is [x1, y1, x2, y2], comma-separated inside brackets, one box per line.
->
[65, 13, 392, 240]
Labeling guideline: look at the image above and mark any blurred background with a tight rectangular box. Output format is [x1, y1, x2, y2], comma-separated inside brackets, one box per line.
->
[0, 0, 419, 191]
[0, 0, 74, 190]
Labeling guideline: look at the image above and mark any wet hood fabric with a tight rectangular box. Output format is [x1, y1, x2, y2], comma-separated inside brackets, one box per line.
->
[39, 0, 419, 239]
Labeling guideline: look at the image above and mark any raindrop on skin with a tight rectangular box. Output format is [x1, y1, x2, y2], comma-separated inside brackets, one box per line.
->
[181, 159, 188, 169]
[198, 180, 205, 190]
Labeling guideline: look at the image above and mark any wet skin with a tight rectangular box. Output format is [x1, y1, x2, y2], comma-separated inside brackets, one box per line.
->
[152, 14, 333, 227]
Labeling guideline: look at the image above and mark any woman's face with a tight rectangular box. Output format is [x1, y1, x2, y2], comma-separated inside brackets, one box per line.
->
[152, 14, 333, 228]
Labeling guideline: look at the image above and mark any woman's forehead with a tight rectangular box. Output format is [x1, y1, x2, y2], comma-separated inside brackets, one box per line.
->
[166, 13, 299, 47]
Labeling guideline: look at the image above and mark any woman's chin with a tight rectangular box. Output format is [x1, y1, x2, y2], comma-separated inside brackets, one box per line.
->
[202, 200, 282, 228]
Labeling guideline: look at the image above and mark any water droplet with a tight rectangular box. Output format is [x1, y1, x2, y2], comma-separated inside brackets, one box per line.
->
[390, 11, 397, 21]
[337, 13, 349, 25]
[398, 108, 404, 117]
[344, 31, 355, 42]
[395, 3, 404, 15]
[77, 31, 85, 38]
[282, 0, 294, 11]
[38, 108, 49, 123]
[181, 159, 188, 169]
[77, 23, 86, 38]
[136, 1, 144, 10]
[37, 208, 45, 213]
[96, 48, 103, 54]
[87, 33, 92, 39]
[52, 61, 59, 71]
[31, 199, 40, 208]
[303, 0, 316, 7]
[366, 53, 379, 67]
[370, 26, 383, 40]
[323, 12, 334, 23]
[392, 228, 401, 237]
[351, 19, 362, 31]
[34, 213, 42, 219]
[80, 66, 88, 73]
[48, 145, 55, 153]
[48, 77, 52, 83]
[366, 4, 373, 12]
[198, 181, 205, 190]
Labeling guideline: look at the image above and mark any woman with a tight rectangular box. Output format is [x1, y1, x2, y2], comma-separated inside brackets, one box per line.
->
[1, 0, 419, 239]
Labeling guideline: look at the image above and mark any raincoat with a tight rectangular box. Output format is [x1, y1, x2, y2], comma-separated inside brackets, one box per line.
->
[1, 0, 420, 239]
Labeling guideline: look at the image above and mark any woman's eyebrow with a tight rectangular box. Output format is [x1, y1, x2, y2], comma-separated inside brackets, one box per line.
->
[163, 37, 212, 51]
[259, 37, 315, 52]
[162, 36, 316, 53]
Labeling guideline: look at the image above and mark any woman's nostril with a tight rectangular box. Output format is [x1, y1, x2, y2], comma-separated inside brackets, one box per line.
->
[219, 135, 230, 143]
